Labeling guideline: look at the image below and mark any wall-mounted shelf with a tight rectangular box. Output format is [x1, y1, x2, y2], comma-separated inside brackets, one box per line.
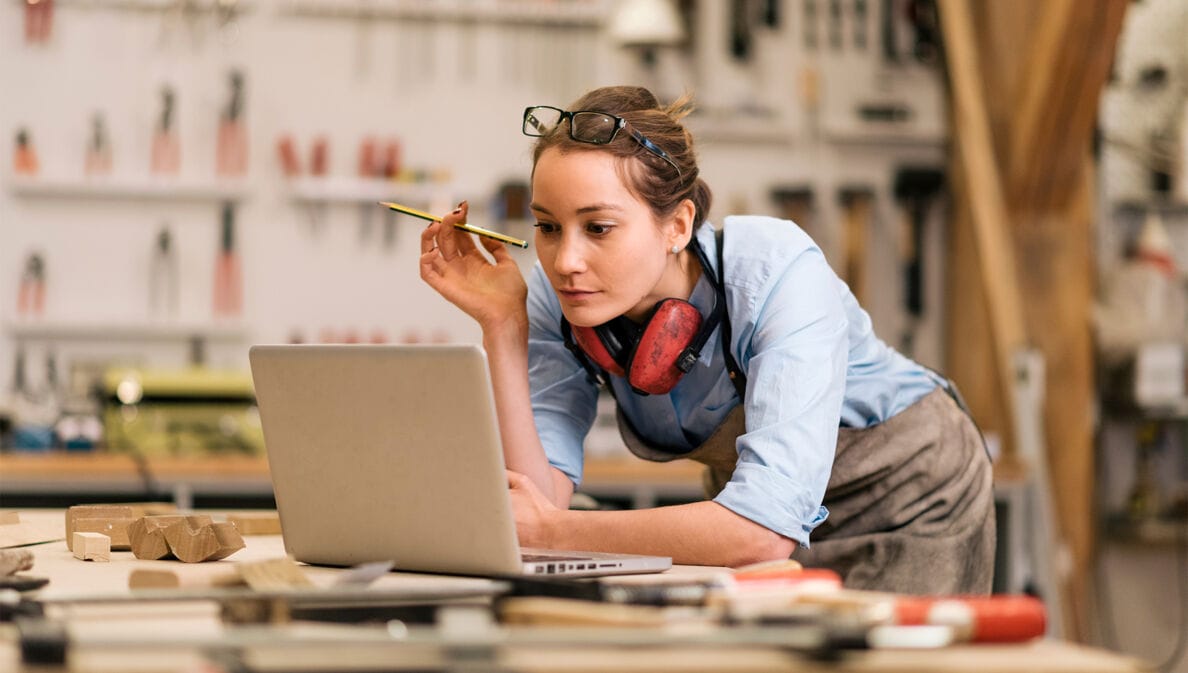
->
[5, 320, 248, 343]
[7, 176, 251, 203]
[689, 117, 797, 145]
[285, 177, 456, 206]
[277, 0, 607, 26]
[822, 121, 948, 147]
[1102, 512, 1188, 546]
[26, 0, 255, 11]
[1114, 200, 1188, 218]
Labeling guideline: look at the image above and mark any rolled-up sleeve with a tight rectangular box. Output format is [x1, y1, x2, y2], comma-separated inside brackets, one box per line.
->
[526, 264, 599, 487]
[712, 247, 848, 548]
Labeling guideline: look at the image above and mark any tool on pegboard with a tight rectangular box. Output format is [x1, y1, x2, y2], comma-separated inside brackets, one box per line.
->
[216, 70, 248, 177]
[24, 0, 53, 44]
[770, 185, 817, 237]
[892, 166, 944, 356]
[213, 203, 242, 318]
[151, 86, 180, 176]
[17, 252, 46, 317]
[149, 225, 180, 319]
[838, 186, 874, 306]
[85, 113, 112, 176]
[13, 128, 38, 176]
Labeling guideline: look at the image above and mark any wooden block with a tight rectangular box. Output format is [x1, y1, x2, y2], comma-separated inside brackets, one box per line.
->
[162, 516, 244, 563]
[73, 517, 136, 550]
[65, 505, 135, 551]
[235, 557, 313, 591]
[128, 515, 210, 560]
[206, 522, 246, 561]
[226, 512, 282, 536]
[128, 566, 241, 590]
[64, 503, 178, 551]
[127, 558, 304, 591]
[163, 517, 221, 563]
[0, 511, 20, 525]
[72, 532, 111, 562]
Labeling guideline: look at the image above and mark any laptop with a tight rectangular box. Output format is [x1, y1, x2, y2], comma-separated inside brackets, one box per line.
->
[249, 344, 671, 578]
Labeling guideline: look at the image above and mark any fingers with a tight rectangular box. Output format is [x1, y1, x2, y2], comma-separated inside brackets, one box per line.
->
[420, 220, 438, 255]
[479, 233, 511, 263]
[437, 201, 475, 261]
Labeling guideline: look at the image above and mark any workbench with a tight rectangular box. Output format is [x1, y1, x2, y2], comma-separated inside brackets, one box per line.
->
[0, 510, 1152, 673]
[0, 452, 705, 510]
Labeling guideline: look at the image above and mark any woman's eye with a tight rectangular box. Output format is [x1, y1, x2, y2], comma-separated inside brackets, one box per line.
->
[586, 223, 612, 235]
[534, 222, 559, 234]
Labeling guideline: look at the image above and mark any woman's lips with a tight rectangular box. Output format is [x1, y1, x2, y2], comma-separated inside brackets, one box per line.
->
[558, 289, 597, 302]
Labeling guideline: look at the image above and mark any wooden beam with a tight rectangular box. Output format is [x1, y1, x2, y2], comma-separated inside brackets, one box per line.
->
[1007, 0, 1128, 212]
[937, 0, 1028, 472]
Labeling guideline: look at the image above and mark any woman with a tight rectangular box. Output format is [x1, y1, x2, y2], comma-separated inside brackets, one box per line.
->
[419, 86, 994, 594]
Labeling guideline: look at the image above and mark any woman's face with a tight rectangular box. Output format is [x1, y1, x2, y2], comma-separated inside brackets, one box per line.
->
[531, 147, 681, 327]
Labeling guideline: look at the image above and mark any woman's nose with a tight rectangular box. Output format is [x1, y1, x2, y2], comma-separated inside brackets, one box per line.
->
[553, 234, 587, 274]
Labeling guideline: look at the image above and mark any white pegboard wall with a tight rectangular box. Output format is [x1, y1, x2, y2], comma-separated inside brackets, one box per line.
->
[1, 0, 951, 392]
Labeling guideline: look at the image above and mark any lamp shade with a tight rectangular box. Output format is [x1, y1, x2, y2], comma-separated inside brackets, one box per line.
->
[607, 0, 686, 47]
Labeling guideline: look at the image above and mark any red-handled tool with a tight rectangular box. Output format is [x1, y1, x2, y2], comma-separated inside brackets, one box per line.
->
[894, 595, 1046, 643]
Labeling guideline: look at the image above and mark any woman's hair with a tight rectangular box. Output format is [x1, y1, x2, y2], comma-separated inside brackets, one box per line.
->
[530, 86, 713, 232]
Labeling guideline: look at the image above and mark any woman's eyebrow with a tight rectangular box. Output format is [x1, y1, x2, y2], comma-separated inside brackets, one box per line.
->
[530, 202, 624, 216]
[576, 203, 624, 215]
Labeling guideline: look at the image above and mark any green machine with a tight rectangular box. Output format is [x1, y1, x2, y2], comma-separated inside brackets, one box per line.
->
[102, 367, 264, 457]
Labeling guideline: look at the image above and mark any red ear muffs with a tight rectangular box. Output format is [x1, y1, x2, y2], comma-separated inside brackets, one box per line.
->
[625, 299, 703, 395]
[570, 299, 704, 395]
[562, 236, 725, 396]
[571, 324, 626, 377]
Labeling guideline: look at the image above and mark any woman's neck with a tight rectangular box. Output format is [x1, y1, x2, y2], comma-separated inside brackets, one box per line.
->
[624, 250, 703, 323]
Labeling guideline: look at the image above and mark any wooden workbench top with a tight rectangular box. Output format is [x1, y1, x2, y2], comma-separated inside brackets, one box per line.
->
[0, 510, 1153, 673]
[0, 451, 705, 486]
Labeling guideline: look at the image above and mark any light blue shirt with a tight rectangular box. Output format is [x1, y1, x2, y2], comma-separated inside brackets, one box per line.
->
[526, 216, 942, 547]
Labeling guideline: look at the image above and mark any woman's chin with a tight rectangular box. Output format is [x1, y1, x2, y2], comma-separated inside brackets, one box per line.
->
[560, 305, 617, 328]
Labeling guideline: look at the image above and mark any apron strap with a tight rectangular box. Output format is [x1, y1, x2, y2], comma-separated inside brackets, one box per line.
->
[714, 227, 747, 401]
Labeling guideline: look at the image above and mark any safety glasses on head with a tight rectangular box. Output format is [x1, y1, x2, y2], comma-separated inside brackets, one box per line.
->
[522, 105, 681, 179]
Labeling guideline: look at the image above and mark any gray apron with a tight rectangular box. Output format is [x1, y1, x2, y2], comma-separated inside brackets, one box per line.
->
[615, 387, 996, 595]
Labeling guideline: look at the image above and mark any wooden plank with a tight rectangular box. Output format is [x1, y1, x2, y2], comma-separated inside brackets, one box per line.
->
[1015, 166, 1100, 640]
[937, 0, 1029, 471]
[1033, 0, 1128, 212]
[1005, 0, 1082, 209]
[971, 0, 1044, 166]
[944, 151, 1014, 466]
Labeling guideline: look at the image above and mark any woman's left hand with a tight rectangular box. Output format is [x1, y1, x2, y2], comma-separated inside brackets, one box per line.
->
[507, 469, 562, 548]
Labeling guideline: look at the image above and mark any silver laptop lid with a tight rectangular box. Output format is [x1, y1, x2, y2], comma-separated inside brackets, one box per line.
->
[249, 344, 523, 575]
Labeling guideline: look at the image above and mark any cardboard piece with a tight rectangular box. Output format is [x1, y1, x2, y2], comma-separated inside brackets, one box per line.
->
[72, 532, 111, 562]
[1, 511, 64, 549]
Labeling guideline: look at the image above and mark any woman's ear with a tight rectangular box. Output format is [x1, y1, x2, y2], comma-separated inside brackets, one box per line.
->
[667, 198, 697, 249]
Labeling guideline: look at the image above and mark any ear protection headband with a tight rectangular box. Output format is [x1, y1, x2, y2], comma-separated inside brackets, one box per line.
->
[561, 238, 725, 396]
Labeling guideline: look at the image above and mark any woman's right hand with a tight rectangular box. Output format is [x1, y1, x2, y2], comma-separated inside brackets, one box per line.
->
[419, 201, 528, 333]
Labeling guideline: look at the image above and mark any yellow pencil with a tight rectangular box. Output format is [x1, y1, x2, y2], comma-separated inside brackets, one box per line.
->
[378, 201, 529, 249]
